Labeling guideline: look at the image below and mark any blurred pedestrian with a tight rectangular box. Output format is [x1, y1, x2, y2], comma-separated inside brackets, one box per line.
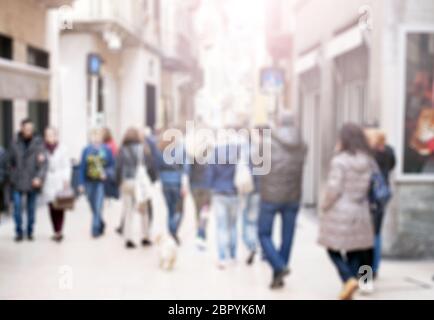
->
[78, 128, 114, 238]
[8, 119, 47, 241]
[102, 127, 119, 200]
[258, 113, 307, 289]
[102, 127, 118, 156]
[241, 128, 263, 265]
[365, 128, 396, 278]
[115, 127, 159, 244]
[210, 134, 240, 269]
[156, 130, 188, 245]
[41, 127, 71, 242]
[116, 128, 157, 248]
[185, 136, 212, 250]
[319, 123, 375, 300]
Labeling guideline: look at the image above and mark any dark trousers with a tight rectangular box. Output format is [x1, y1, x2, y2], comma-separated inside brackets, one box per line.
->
[258, 201, 299, 274]
[327, 249, 373, 283]
[162, 185, 183, 237]
[49, 203, 65, 234]
[13, 190, 37, 237]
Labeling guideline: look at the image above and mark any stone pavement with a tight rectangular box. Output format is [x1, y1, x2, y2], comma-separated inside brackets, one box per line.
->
[0, 183, 433, 300]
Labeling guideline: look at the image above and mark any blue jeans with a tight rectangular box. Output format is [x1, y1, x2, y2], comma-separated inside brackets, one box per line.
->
[212, 194, 239, 261]
[372, 203, 387, 274]
[242, 193, 260, 253]
[162, 185, 183, 237]
[258, 201, 299, 273]
[85, 181, 105, 236]
[13, 190, 37, 237]
[327, 249, 373, 283]
[373, 235, 382, 274]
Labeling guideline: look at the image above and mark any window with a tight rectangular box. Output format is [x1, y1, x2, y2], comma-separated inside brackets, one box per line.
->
[0, 33, 13, 60]
[27, 46, 49, 69]
[28, 101, 49, 136]
[403, 33, 434, 174]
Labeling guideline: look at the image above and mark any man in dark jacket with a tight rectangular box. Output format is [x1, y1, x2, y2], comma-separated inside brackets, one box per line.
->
[258, 112, 307, 289]
[8, 119, 47, 241]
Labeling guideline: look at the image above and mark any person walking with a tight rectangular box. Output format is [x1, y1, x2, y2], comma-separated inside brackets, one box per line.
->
[102, 127, 119, 200]
[319, 123, 375, 300]
[115, 127, 158, 243]
[78, 128, 114, 238]
[241, 128, 263, 265]
[116, 128, 157, 248]
[185, 131, 213, 250]
[365, 128, 396, 278]
[258, 113, 307, 289]
[210, 134, 240, 269]
[41, 127, 71, 242]
[8, 119, 47, 241]
[102, 127, 118, 156]
[156, 131, 188, 245]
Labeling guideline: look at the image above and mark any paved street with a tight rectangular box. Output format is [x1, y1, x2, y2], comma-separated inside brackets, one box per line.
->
[0, 183, 433, 300]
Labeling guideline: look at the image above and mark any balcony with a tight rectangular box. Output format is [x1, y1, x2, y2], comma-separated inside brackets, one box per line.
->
[66, 0, 153, 48]
[38, 0, 74, 8]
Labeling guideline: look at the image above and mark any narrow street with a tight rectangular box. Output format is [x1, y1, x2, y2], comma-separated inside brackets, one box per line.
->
[0, 183, 433, 300]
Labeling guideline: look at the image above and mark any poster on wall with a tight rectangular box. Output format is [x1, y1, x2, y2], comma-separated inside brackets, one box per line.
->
[403, 33, 434, 174]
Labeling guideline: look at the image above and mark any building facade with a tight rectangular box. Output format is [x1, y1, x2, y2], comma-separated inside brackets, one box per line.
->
[51, 0, 162, 159]
[160, 0, 202, 128]
[293, 0, 434, 257]
[0, 0, 73, 149]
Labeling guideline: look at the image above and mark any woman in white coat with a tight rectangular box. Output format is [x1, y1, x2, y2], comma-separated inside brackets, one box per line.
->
[42, 127, 71, 242]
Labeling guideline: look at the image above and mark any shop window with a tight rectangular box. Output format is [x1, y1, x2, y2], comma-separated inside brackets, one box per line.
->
[0, 100, 13, 149]
[28, 101, 49, 136]
[0, 33, 13, 60]
[27, 46, 49, 69]
[403, 33, 434, 174]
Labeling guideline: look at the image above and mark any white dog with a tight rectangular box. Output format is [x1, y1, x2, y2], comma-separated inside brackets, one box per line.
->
[155, 234, 178, 271]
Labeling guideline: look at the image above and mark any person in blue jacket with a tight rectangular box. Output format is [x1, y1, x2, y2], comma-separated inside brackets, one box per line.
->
[185, 143, 213, 249]
[209, 137, 240, 269]
[155, 131, 188, 245]
[78, 128, 114, 238]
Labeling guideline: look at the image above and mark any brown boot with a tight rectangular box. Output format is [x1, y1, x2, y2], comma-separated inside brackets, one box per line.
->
[339, 278, 359, 300]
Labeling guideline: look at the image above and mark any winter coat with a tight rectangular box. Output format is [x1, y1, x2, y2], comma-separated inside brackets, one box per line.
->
[8, 134, 48, 192]
[209, 144, 239, 195]
[42, 145, 71, 203]
[318, 151, 375, 251]
[259, 127, 307, 204]
[115, 141, 158, 185]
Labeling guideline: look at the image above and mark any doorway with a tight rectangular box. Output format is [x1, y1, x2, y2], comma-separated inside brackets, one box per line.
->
[28, 101, 49, 136]
[0, 100, 13, 149]
[145, 84, 156, 129]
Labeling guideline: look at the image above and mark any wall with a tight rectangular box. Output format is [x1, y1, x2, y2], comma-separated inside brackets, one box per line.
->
[379, 0, 434, 258]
